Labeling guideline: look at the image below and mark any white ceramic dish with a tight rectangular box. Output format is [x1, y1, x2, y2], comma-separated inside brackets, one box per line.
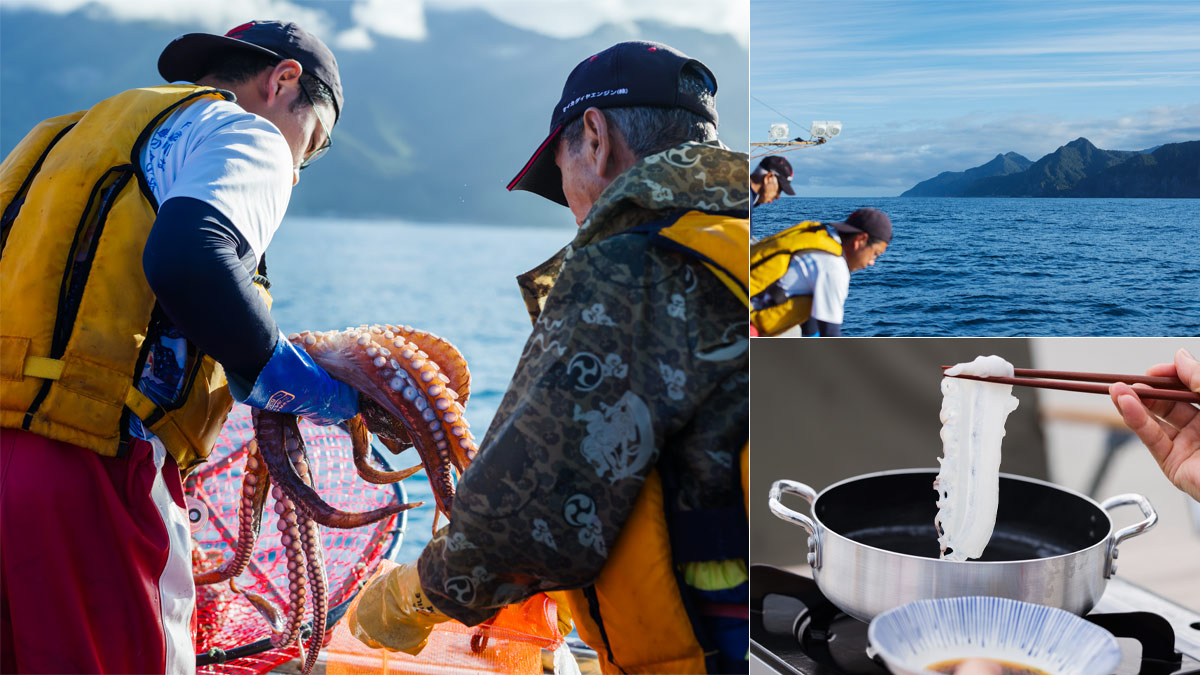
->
[867, 596, 1121, 675]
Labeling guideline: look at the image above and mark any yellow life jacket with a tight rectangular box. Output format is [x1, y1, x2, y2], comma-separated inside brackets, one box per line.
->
[749, 221, 843, 336]
[551, 210, 750, 674]
[0, 85, 254, 473]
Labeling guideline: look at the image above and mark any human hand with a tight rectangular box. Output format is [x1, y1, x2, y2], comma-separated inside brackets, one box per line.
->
[1110, 348, 1200, 501]
[347, 561, 451, 655]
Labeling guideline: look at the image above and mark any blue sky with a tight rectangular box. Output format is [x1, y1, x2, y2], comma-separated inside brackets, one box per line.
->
[752, 0, 1200, 196]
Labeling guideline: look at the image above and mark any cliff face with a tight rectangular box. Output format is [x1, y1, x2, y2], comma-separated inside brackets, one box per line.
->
[903, 138, 1199, 198]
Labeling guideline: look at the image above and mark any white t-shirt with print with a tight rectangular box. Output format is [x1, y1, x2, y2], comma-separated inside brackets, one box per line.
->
[130, 92, 294, 439]
[138, 91, 294, 261]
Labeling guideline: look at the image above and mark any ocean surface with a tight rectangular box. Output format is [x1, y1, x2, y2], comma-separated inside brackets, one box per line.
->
[751, 198, 1200, 336]
[268, 217, 576, 560]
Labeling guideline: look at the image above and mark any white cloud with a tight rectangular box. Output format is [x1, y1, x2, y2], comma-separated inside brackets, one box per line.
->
[0, 0, 746, 46]
[335, 25, 375, 51]
[353, 0, 427, 42]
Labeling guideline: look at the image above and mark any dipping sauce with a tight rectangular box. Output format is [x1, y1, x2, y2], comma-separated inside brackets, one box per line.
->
[928, 657, 1051, 675]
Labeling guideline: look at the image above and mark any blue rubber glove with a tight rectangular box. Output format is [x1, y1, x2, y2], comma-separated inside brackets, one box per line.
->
[231, 331, 359, 425]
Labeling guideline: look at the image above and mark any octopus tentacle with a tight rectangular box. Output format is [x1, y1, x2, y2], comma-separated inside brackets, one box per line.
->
[290, 441, 329, 675]
[195, 439, 271, 586]
[269, 482, 308, 648]
[346, 415, 423, 484]
[200, 324, 478, 664]
[299, 517, 327, 674]
[292, 326, 478, 518]
[230, 579, 284, 634]
[380, 324, 471, 403]
[256, 411, 421, 528]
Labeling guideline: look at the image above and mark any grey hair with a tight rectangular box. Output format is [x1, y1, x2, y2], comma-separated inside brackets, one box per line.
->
[561, 65, 718, 159]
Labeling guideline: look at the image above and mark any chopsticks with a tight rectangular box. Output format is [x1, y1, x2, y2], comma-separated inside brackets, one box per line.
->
[940, 366, 1200, 404]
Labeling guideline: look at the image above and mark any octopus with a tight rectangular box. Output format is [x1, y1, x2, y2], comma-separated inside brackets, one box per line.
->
[934, 355, 1019, 561]
[193, 323, 478, 673]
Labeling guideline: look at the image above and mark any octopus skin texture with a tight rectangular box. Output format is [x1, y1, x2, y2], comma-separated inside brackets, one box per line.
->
[192, 324, 478, 673]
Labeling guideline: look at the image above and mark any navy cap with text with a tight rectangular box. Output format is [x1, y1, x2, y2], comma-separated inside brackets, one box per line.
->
[507, 41, 718, 206]
[831, 208, 892, 244]
[158, 20, 343, 123]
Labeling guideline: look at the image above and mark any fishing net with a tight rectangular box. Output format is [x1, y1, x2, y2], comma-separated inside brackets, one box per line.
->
[189, 403, 408, 674]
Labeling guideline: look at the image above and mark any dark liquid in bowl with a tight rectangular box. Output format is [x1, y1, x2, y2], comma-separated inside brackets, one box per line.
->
[928, 658, 1050, 675]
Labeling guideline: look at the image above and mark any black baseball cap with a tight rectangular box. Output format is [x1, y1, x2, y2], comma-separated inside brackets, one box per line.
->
[831, 208, 892, 244]
[158, 20, 343, 123]
[507, 41, 719, 206]
[756, 156, 795, 195]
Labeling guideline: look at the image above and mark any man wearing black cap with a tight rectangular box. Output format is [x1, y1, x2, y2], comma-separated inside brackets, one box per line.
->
[751, 155, 796, 207]
[749, 208, 892, 336]
[349, 41, 749, 674]
[0, 21, 354, 673]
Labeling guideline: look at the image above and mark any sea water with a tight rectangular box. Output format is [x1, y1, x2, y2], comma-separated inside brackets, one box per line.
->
[751, 198, 1200, 336]
[268, 217, 575, 560]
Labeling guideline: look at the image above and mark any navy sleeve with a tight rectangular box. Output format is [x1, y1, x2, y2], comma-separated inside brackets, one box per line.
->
[143, 196, 278, 389]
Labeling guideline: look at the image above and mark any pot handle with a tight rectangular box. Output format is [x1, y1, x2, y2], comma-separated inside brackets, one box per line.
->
[1099, 493, 1157, 578]
[768, 480, 821, 569]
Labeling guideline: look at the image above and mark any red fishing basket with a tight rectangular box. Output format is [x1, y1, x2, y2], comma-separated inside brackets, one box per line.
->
[189, 403, 408, 674]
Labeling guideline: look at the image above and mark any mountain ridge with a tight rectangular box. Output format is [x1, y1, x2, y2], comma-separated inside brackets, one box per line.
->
[0, 7, 748, 225]
[902, 138, 1199, 198]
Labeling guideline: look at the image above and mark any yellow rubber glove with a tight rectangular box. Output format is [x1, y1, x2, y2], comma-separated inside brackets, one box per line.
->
[347, 561, 451, 655]
[546, 590, 575, 637]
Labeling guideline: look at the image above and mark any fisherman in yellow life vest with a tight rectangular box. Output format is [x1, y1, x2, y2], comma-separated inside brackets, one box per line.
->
[749, 208, 892, 337]
[0, 21, 360, 674]
[347, 41, 750, 674]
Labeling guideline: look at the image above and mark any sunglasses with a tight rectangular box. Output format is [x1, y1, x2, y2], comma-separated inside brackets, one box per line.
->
[297, 79, 333, 170]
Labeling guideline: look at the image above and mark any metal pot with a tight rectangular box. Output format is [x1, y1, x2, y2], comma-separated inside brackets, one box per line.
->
[768, 468, 1157, 622]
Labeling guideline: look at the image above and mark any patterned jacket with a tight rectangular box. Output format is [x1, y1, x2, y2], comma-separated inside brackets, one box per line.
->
[418, 141, 750, 624]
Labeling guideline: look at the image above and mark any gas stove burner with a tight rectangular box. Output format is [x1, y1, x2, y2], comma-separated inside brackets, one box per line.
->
[751, 564, 1200, 675]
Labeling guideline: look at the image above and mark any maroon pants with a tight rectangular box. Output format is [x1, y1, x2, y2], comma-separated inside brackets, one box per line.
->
[0, 429, 190, 674]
